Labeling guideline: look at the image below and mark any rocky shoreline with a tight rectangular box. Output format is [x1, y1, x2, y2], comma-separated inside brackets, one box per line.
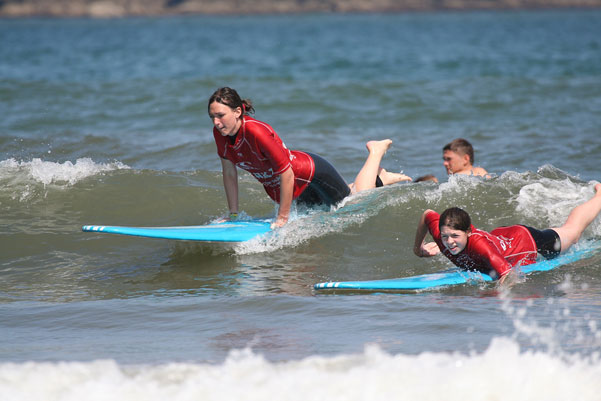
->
[1, 0, 601, 18]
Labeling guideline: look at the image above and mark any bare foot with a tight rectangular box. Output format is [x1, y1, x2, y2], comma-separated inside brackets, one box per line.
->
[379, 168, 412, 185]
[366, 139, 393, 156]
[595, 183, 601, 195]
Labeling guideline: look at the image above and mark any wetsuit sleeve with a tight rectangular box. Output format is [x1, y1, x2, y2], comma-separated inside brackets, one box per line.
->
[424, 211, 443, 246]
[469, 236, 512, 278]
[213, 128, 228, 159]
[252, 126, 292, 175]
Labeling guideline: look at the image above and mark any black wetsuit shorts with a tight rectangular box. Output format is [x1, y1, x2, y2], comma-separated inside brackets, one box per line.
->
[296, 153, 351, 208]
[523, 226, 561, 259]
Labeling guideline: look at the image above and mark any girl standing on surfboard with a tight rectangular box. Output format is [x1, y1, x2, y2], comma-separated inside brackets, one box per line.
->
[413, 183, 601, 284]
[209, 87, 410, 228]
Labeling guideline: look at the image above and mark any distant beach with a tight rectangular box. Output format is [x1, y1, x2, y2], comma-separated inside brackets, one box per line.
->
[2, 0, 601, 18]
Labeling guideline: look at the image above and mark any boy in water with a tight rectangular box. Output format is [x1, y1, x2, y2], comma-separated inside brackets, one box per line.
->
[443, 138, 488, 177]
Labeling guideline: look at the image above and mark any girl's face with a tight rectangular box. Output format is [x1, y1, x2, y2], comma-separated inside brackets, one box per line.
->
[440, 225, 470, 255]
[209, 101, 242, 137]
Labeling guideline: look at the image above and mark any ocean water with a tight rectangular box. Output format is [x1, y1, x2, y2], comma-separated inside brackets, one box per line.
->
[1, 10, 601, 400]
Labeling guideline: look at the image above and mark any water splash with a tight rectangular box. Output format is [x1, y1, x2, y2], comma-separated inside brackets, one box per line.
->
[234, 187, 403, 254]
[0, 157, 130, 186]
[516, 177, 600, 233]
[0, 157, 129, 201]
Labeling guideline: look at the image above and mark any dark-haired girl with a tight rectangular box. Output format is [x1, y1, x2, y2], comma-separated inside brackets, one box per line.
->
[208, 87, 410, 227]
[413, 183, 601, 283]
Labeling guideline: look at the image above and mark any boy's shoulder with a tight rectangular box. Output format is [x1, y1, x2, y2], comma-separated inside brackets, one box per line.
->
[471, 166, 488, 176]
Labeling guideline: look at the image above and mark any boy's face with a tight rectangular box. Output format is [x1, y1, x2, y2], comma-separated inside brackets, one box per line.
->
[440, 225, 470, 255]
[443, 150, 470, 175]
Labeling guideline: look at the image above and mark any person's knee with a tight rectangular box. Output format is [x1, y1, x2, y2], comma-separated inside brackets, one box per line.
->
[554, 227, 580, 252]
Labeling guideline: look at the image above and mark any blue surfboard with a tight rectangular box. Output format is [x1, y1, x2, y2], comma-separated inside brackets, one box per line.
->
[82, 220, 272, 242]
[314, 246, 596, 291]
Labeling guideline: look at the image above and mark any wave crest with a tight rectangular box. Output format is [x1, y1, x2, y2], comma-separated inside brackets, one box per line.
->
[0, 157, 130, 186]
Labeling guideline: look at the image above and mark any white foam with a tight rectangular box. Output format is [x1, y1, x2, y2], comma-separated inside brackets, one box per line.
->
[516, 178, 600, 235]
[0, 157, 130, 186]
[227, 169, 600, 254]
[234, 189, 391, 254]
[1, 339, 599, 401]
[422, 173, 490, 205]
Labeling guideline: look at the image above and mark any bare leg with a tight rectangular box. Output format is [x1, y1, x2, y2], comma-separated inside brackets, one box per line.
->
[351, 139, 392, 193]
[552, 183, 601, 252]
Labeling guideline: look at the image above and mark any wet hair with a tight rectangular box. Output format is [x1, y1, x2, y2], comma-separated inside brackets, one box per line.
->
[443, 138, 475, 165]
[415, 174, 438, 183]
[439, 207, 472, 232]
[208, 87, 255, 115]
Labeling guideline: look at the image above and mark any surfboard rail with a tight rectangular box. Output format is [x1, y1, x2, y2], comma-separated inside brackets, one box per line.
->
[82, 220, 272, 242]
[314, 245, 598, 291]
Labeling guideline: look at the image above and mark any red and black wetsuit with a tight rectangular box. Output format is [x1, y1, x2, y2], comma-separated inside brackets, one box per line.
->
[425, 211, 538, 279]
[214, 115, 350, 206]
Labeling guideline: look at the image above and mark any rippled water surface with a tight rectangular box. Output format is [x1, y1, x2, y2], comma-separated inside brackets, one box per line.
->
[1, 10, 601, 400]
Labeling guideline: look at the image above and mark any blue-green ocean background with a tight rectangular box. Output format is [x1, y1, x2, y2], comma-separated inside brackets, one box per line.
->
[1, 10, 601, 400]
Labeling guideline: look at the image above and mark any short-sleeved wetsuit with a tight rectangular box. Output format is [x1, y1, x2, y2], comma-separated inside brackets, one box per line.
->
[425, 211, 540, 279]
[214, 115, 350, 207]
